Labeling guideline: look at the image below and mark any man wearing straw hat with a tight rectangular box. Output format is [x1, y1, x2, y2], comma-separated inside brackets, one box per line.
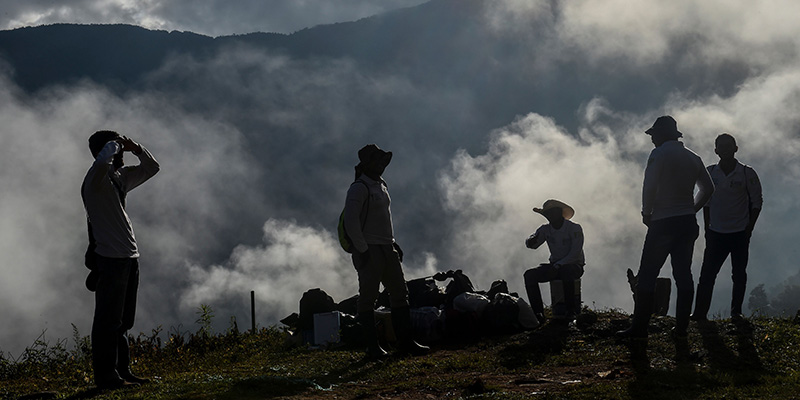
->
[617, 116, 714, 339]
[523, 199, 585, 325]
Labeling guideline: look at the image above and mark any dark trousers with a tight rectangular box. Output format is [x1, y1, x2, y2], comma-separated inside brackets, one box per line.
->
[523, 263, 584, 316]
[634, 215, 698, 329]
[92, 256, 139, 385]
[696, 230, 750, 316]
[636, 215, 699, 294]
[353, 244, 409, 314]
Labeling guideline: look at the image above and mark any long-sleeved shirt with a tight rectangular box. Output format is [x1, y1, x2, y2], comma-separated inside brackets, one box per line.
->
[706, 161, 763, 233]
[81, 141, 160, 258]
[525, 219, 585, 266]
[343, 174, 395, 253]
[642, 140, 714, 221]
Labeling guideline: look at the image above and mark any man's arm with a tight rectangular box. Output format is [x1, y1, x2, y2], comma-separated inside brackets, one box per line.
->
[85, 141, 122, 191]
[117, 138, 160, 192]
[641, 151, 660, 224]
[745, 166, 763, 234]
[693, 159, 714, 212]
[343, 182, 369, 254]
[525, 226, 547, 249]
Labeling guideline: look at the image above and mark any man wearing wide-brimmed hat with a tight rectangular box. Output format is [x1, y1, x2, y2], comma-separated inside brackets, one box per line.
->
[524, 199, 585, 325]
[617, 116, 714, 340]
[343, 144, 429, 358]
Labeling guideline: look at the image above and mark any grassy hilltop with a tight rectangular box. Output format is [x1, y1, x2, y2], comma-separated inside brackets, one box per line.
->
[3, 309, 800, 400]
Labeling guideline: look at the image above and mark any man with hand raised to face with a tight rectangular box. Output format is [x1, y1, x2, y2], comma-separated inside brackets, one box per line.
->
[343, 144, 429, 359]
[82, 130, 159, 389]
[523, 199, 585, 325]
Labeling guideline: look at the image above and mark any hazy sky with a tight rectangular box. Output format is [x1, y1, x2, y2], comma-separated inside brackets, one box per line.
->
[0, 0, 428, 36]
[2, 0, 800, 356]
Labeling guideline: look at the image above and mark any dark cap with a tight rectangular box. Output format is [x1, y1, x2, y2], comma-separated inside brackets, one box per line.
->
[645, 116, 682, 138]
[358, 144, 392, 165]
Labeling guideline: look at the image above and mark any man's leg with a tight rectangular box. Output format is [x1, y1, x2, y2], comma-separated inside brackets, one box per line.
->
[556, 264, 585, 318]
[117, 259, 147, 383]
[670, 219, 699, 337]
[354, 246, 387, 358]
[693, 231, 729, 320]
[730, 231, 751, 317]
[92, 257, 133, 388]
[523, 264, 557, 321]
[381, 245, 429, 355]
[618, 223, 671, 338]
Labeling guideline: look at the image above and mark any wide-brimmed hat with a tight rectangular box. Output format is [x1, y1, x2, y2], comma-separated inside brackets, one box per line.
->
[357, 144, 392, 166]
[533, 199, 575, 220]
[645, 115, 682, 138]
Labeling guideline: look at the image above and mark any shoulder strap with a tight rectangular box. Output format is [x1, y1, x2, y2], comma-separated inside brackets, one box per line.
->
[352, 180, 370, 229]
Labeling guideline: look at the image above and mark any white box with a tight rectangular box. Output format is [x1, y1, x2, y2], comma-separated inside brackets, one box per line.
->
[313, 311, 341, 345]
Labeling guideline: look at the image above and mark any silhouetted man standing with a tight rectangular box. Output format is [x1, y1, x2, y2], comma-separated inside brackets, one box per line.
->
[343, 144, 429, 358]
[618, 116, 714, 339]
[82, 131, 159, 389]
[692, 133, 762, 321]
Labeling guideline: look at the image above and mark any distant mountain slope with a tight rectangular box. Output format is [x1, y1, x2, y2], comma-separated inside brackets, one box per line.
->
[0, 0, 751, 130]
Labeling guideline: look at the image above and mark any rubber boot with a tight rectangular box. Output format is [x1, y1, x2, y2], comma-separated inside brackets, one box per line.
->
[391, 306, 430, 356]
[731, 283, 746, 318]
[360, 311, 387, 359]
[691, 283, 712, 321]
[616, 291, 654, 339]
[673, 290, 693, 339]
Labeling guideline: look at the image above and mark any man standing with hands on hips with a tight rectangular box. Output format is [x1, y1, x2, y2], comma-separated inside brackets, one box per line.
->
[617, 116, 714, 339]
[82, 130, 159, 389]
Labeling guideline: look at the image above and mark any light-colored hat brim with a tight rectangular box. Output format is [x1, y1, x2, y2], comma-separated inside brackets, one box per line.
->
[533, 199, 575, 220]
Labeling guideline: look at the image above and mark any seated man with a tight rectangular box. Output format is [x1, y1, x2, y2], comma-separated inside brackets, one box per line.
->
[523, 199, 585, 324]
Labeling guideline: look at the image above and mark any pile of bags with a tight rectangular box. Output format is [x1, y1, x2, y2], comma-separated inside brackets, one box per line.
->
[281, 269, 539, 347]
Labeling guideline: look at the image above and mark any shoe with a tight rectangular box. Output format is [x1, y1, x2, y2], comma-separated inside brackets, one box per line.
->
[97, 379, 140, 390]
[731, 313, 746, 323]
[690, 313, 708, 322]
[616, 325, 648, 339]
[120, 373, 151, 385]
[391, 306, 431, 357]
[671, 327, 688, 340]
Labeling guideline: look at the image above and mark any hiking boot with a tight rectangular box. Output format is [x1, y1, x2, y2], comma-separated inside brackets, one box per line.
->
[616, 290, 654, 340]
[97, 379, 140, 390]
[120, 372, 151, 385]
[690, 313, 708, 322]
[671, 326, 688, 340]
[391, 306, 430, 356]
[359, 311, 388, 360]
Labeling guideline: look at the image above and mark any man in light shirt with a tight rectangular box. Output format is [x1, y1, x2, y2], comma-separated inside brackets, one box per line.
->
[617, 116, 714, 339]
[523, 199, 585, 325]
[82, 130, 159, 389]
[692, 133, 762, 321]
[343, 144, 429, 359]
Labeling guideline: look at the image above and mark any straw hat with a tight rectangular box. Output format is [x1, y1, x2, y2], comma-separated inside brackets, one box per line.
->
[533, 199, 575, 220]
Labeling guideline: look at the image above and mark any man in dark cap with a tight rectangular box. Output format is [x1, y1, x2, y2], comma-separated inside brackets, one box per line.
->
[617, 116, 714, 339]
[343, 144, 429, 358]
[82, 130, 159, 389]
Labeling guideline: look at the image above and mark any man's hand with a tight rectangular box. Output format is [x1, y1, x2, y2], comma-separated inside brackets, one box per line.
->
[116, 136, 143, 154]
[393, 242, 404, 263]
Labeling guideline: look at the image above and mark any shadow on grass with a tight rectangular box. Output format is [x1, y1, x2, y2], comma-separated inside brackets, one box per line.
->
[215, 349, 406, 399]
[496, 321, 572, 369]
[696, 319, 766, 385]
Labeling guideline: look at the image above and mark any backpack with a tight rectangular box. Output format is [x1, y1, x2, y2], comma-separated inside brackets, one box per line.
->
[298, 288, 337, 330]
[338, 180, 369, 253]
